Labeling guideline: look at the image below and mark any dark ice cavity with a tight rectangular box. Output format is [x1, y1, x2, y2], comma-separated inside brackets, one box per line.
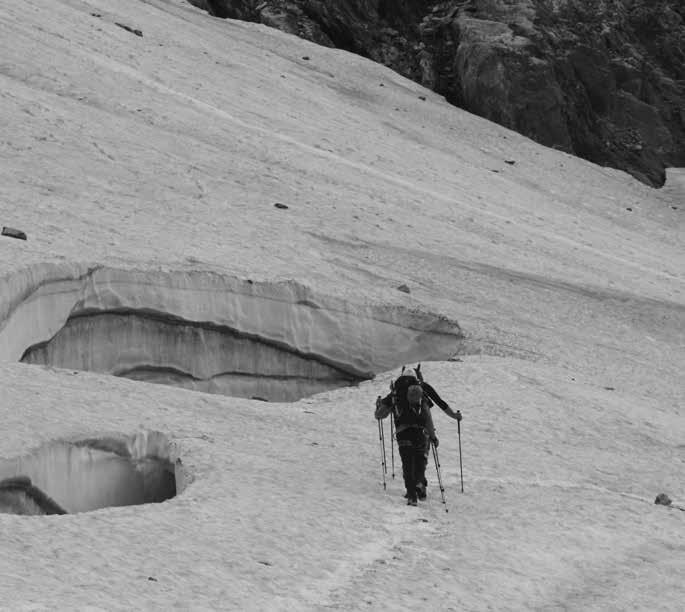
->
[0, 437, 176, 514]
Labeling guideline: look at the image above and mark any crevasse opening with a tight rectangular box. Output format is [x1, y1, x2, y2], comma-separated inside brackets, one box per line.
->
[0, 431, 179, 515]
[20, 310, 364, 402]
[1, 265, 463, 402]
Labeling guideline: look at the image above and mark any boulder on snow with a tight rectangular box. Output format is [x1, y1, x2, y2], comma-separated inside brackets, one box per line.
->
[654, 493, 672, 506]
[2, 226, 27, 240]
[115, 22, 143, 37]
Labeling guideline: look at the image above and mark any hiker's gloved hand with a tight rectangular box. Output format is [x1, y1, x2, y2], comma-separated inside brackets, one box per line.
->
[430, 436, 439, 448]
[455, 410, 462, 422]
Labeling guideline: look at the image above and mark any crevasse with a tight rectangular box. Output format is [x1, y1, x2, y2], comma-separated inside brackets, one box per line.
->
[0, 263, 462, 401]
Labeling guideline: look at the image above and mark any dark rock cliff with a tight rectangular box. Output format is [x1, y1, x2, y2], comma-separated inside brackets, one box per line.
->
[188, 0, 685, 187]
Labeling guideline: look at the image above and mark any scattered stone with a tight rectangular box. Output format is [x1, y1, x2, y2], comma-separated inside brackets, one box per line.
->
[504, 160, 516, 165]
[274, 202, 289, 209]
[626, 207, 633, 211]
[447, 356, 463, 362]
[147, 577, 158, 582]
[115, 22, 143, 37]
[1, 226, 27, 240]
[258, 560, 273, 566]
[296, 299, 320, 309]
[302, 56, 310, 61]
[672, 206, 678, 210]
[655, 493, 672, 506]
[90, 12, 102, 18]
[379, 83, 384, 87]
[418, 95, 426, 101]
[491, 169, 500, 173]
[604, 386, 615, 391]
[251, 396, 269, 402]
[397, 284, 411, 294]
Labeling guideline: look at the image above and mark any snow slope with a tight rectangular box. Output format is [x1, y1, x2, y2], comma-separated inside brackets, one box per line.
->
[0, 0, 683, 610]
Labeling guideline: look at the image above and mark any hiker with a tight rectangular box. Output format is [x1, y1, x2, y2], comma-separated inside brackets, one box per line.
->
[375, 365, 461, 505]
[413, 364, 462, 496]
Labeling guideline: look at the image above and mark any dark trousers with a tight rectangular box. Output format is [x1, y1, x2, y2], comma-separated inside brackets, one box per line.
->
[396, 427, 428, 500]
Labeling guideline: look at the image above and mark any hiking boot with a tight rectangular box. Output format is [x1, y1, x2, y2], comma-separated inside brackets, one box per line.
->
[407, 497, 418, 506]
[416, 483, 427, 500]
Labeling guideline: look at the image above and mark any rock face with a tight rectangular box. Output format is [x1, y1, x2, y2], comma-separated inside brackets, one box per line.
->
[188, 0, 685, 186]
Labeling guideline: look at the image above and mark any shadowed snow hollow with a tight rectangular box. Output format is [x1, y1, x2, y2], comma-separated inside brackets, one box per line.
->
[0, 476, 67, 516]
[0, 431, 179, 514]
[0, 264, 463, 401]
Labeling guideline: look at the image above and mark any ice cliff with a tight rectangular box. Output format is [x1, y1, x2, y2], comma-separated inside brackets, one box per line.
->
[0, 263, 462, 401]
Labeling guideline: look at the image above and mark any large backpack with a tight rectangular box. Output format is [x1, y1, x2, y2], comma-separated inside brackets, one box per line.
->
[391, 368, 427, 428]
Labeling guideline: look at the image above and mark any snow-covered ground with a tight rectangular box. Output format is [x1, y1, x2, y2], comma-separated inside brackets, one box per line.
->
[0, 0, 683, 609]
[663, 168, 685, 206]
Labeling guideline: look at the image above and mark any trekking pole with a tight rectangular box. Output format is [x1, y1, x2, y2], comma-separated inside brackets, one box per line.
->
[390, 418, 395, 479]
[378, 419, 387, 490]
[431, 442, 448, 513]
[457, 412, 464, 493]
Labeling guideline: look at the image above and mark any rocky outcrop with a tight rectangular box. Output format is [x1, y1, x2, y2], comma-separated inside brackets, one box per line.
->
[0, 264, 462, 401]
[188, 0, 685, 186]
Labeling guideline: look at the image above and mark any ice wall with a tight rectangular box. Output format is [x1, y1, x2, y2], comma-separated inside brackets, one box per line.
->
[0, 431, 178, 514]
[0, 476, 67, 516]
[0, 264, 463, 400]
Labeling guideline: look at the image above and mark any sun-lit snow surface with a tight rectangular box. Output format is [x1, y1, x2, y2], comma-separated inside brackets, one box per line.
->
[2, 264, 461, 401]
[0, 0, 683, 610]
[662, 168, 685, 206]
